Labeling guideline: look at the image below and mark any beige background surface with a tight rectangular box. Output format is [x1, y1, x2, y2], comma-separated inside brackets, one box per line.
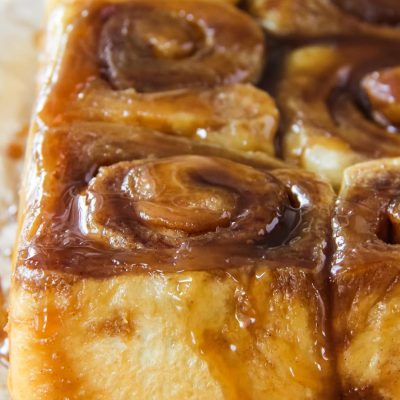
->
[0, 0, 43, 397]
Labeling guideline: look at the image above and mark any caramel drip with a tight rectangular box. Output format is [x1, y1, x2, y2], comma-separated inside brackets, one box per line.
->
[5, 125, 28, 160]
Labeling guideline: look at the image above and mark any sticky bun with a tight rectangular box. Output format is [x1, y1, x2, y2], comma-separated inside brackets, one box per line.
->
[9, 124, 337, 399]
[10, 0, 400, 398]
[332, 158, 400, 399]
[9, 0, 337, 399]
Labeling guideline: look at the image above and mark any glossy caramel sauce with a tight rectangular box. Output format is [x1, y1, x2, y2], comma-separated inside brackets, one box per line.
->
[18, 123, 332, 276]
[279, 37, 400, 150]
[16, 0, 334, 278]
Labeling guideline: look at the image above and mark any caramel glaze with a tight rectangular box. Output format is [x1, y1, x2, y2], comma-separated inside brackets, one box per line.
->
[332, 159, 400, 399]
[39, 0, 265, 121]
[14, 0, 324, 281]
[16, 120, 334, 278]
[98, 3, 264, 91]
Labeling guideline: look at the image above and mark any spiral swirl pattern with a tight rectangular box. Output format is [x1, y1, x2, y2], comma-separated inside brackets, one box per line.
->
[46, 0, 277, 158]
[83, 155, 289, 249]
[17, 120, 333, 275]
[99, 1, 265, 91]
[278, 40, 400, 188]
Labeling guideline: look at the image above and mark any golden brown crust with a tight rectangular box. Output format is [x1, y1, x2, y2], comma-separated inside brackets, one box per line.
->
[66, 84, 279, 156]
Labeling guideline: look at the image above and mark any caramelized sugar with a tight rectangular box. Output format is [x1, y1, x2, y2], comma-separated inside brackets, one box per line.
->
[15, 0, 336, 278]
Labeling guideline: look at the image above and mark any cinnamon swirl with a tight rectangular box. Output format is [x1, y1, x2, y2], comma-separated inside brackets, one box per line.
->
[278, 39, 400, 188]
